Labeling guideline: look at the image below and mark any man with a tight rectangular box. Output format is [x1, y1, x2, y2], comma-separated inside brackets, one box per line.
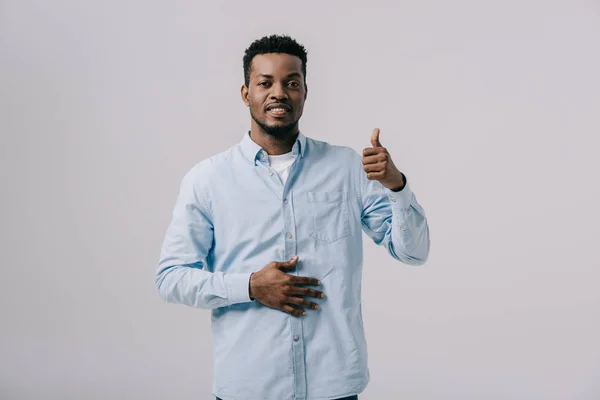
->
[156, 34, 430, 400]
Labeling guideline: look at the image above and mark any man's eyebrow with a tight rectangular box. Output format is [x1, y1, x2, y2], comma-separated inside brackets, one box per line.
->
[256, 73, 302, 79]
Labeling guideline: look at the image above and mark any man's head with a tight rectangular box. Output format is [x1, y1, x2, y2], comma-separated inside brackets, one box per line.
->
[241, 35, 308, 139]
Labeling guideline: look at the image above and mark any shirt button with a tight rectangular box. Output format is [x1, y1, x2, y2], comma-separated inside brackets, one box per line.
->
[293, 335, 299, 342]
[287, 233, 293, 239]
[390, 197, 396, 202]
[283, 199, 288, 204]
[260, 152, 265, 158]
[400, 225, 407, 231]
[268, 170, 273, 176]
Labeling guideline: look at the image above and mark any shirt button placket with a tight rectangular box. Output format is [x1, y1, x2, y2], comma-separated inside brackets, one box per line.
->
[282, 193, 306, 400]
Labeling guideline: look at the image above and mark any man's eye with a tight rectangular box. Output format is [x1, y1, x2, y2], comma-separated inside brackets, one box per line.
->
[258, 82, 271, 87]
[287, 82, 299, 87]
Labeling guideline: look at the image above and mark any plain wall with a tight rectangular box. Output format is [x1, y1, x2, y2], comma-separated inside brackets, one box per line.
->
[1, 0, 599, 399]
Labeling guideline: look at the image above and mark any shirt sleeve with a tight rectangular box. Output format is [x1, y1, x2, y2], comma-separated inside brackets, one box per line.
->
[155, 168, 253, 308]
[357, 156, 431, 265]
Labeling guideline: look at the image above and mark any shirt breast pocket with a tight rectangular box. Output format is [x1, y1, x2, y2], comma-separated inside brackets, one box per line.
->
[306, 191, 351, 243]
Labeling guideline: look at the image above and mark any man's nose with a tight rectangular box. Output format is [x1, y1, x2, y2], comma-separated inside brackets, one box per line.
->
[270, 83, 288, 99]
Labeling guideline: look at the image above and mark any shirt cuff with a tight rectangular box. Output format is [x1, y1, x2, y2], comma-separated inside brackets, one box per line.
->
[384, 175, 413, 210]
[224, 272, 253, 305]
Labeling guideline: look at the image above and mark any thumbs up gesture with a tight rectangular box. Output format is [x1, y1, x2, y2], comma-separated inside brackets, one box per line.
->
[362, 128, 406, 191]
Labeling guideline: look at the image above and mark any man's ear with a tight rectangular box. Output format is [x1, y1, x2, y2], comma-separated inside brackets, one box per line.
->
[241, 85, 249, 107]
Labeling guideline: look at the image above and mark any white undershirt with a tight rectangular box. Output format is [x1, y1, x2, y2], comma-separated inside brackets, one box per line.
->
[268, 151, 295, 184]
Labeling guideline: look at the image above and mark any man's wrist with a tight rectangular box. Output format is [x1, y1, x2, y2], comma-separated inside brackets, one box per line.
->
[389, 172, 407, 192]
[224, 272, 254, 304]
[249, 272, 255, 301]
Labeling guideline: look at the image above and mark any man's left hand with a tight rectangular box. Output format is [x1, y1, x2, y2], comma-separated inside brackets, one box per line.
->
[361, 128, 405, 192]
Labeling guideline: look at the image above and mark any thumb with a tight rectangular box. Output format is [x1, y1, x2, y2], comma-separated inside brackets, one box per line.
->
[277, 255, 299, 270]
[370, 128, 382, 148]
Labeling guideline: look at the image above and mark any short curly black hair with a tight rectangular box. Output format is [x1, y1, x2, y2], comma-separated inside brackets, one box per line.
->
[243, 34, 307, 87]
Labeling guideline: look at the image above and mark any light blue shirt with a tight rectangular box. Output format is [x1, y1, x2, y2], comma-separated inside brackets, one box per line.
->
[156, 131, 430, 400]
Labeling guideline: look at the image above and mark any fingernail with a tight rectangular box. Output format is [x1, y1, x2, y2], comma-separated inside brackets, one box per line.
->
[317, 280, 321, 285]
[302, 311, 306, 315]
[320, 293, 325, 298]
[313, 304, 319, 309]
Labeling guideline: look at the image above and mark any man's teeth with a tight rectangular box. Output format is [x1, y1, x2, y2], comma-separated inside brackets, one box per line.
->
[270, 108, 287, 112]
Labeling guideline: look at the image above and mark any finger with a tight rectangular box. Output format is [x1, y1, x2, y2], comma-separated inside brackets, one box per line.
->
[364, 161, 386, 173]
[287, 286, 326, 299]
[361, 153, 387, 165]
[290, 276, 321, 286]
[276, 255, 299, 270]
[287, 296, 319, 310]
[366, 171, 385, 180]
[370, 128, 382, 148]
[362, 147, 387, 157]
[282, 305, 306, 317]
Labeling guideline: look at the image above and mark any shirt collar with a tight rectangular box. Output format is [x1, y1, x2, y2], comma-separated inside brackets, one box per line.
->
[240, 130, 306, 165]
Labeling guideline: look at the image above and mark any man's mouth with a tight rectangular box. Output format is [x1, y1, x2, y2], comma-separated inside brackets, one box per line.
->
[266, 104, 291, 117]
[267, 108, 290, 117]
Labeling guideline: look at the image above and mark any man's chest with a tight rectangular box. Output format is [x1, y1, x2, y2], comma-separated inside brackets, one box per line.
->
[209, 163, 360, 251]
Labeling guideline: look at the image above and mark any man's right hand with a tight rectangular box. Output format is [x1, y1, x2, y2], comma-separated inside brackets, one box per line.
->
[249, 256, 325, 317]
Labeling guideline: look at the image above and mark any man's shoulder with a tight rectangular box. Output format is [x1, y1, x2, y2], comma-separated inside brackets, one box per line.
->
[182, 145, 238, 185]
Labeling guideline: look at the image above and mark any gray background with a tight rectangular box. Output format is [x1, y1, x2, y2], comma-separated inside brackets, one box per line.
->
[1, 0, 599, 399]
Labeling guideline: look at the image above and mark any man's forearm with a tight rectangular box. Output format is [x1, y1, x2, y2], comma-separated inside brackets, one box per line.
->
[156, 263, 253, 309]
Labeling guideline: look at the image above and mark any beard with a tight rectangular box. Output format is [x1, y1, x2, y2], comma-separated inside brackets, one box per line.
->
[250, 108, 299, 139]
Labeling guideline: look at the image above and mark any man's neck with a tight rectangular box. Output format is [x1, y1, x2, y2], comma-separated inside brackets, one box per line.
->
[249, 124, 299, 155]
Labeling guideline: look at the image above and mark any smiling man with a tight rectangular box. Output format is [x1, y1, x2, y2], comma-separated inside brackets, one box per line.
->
[156, 34, 430, 400]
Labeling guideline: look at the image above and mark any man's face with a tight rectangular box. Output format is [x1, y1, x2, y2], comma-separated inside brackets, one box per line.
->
[242, 53, 307, 138]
